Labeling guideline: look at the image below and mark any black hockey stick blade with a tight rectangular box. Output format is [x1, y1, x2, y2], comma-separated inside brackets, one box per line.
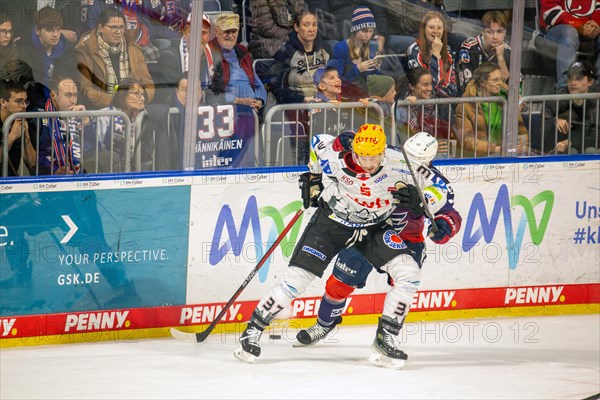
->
[170, 207, 305, 343]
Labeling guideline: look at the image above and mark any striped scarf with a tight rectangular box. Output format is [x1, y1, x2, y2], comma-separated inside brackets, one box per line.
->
[45, 98, 81, 172]
[97, 30, 130, 93]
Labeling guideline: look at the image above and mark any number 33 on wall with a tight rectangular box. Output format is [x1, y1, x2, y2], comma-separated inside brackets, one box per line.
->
[197, 105, 235, 140]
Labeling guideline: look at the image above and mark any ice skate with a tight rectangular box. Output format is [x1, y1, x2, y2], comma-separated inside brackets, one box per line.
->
[294, 316, 342, 347]
[234, 322, 264, 363]
[368, 316, 408, 370]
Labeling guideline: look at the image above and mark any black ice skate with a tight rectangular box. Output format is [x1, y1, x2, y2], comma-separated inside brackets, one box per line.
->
[294, 316, 343, 346]
[369, 316, 408, 370]
[234, 321, 264, 363]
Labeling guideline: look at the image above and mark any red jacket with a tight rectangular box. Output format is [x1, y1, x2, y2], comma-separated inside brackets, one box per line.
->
[539, 0, 600, 31]
[207, 38, 256, 94]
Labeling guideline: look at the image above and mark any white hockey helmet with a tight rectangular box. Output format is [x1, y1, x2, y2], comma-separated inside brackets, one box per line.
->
[404, 132, 438, 165]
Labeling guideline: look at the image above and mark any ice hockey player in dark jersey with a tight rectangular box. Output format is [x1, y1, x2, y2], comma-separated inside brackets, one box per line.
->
[233, 124, 454, 363]
[295, 131, 462, 369]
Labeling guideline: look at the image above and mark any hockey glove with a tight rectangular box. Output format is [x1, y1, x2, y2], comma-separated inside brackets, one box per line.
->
[428, 216, 455, 244]
[299, 172, 324, 208]
[391, 184, 424, 217]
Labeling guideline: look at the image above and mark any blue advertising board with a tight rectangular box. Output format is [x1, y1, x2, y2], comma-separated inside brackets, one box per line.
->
[0, 186, 190, 316]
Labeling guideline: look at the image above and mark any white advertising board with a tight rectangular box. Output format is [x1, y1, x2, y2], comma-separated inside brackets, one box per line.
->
[186, 160, 600, 304]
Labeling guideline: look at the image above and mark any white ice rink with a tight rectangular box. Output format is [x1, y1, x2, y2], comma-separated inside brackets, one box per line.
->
[1, 314, 599, 399]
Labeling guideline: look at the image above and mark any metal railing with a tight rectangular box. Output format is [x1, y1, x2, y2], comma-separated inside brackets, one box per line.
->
[2, 109, 132, 177]
[263, 102, 385, 166]
[134, 105, 261, 171]
[521, 92, 600, 155]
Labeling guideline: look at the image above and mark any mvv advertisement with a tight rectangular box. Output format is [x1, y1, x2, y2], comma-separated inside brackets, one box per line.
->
[0, 186, 190, 316]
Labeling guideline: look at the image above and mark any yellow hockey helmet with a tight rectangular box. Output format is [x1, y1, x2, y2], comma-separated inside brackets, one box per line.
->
[352, 124, 386, 156]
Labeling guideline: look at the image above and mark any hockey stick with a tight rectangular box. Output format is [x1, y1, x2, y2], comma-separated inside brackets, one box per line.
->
[395, 133, 438, 234]
[170, 207, 305, 343]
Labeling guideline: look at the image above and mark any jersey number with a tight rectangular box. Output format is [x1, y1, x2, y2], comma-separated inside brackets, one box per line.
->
[197, 105, 235, 140]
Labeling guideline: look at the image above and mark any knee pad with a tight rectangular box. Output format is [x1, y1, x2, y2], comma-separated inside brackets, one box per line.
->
[333, 247, 373, 289]
[279, 265, 315, 299]
[325, 275, 355, 301]
[382, 256, 422, 292]
[256, 266, 316, 324]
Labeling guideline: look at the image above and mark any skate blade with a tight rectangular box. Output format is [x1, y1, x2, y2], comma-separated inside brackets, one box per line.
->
[233, 345, 256, 363]
[368, 352, 406, 370]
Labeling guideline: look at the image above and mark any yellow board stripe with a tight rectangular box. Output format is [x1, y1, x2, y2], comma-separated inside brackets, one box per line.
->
[2, 304, 598, 348]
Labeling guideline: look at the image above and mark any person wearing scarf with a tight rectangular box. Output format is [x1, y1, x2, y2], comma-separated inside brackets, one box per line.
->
[38, 75, 94, 175]
[75, 6, 154, 109]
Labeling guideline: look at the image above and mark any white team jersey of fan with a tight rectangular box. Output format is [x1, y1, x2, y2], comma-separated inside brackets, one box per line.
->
[308, 134, 430, 227]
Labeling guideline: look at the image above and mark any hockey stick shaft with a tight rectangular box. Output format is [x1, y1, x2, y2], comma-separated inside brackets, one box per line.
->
[396, 134, 438, 233]
[193, 207, 305, 342]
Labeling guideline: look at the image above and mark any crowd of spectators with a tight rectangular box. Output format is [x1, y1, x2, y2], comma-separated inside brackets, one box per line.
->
[0, 0, 598, 176]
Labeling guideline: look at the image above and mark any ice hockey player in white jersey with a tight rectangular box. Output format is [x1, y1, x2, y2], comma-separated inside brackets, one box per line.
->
[295, 131, 462, 369]
[234, 124, 442, 363]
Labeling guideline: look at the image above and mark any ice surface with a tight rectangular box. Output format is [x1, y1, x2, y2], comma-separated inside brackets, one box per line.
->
[1, 315, 599, 399]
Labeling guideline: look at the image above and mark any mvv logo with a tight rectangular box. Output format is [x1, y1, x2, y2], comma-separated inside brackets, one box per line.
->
[209, 196, 303, 282]
[462, 184, 554, 269]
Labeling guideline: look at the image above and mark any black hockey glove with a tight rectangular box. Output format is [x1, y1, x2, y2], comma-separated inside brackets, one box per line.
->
[428, 217, 455, 244]
[299, 172, 324, 208]
[391, 184, 424, 217]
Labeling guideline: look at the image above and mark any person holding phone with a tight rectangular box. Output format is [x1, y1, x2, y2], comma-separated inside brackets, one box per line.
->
[332, 7, 385, 100]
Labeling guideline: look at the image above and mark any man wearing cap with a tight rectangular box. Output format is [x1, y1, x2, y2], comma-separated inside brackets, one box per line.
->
[542, 60, 600, 154]
[206, 13, 267, 112]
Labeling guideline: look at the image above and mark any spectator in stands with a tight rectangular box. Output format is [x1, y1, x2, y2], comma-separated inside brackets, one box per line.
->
[380, 0, 465, 54]
[156, 13, 212, 103]
[0, 13, 18, 71]
[456, 10, 511, 95]
[75, 7, 155, 110]
[271, 10, 331, 105]
[143, 0, 191, 50]
[396, 67, 456, 156]
[0, 79, 37, 176]
[96, 77, 149, 172]
[454, 62, 528, 157]
[358, 74, 396, 141]
[406, 11, 457, 99]
[0, 60, 50, 117]
[366, 74, 396, 115]
[1, 0, 81, 44]
[248, 0, 304, 59]
[17, 6, 75, 87]
[304, 0, 387, 52]
[539, 1, 600, 93]
[38, 74, 94, 175]
[543, 60, 599, 154]
[206, 13, 267, 112]
[313, 62, 342, 104]
[332, 7, 382, 99]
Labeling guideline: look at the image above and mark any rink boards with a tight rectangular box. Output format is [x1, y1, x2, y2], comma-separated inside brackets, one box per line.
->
[1, 156, 599, 345]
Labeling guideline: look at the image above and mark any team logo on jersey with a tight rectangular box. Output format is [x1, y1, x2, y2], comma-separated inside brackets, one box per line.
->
[383, 230, 407, 250]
